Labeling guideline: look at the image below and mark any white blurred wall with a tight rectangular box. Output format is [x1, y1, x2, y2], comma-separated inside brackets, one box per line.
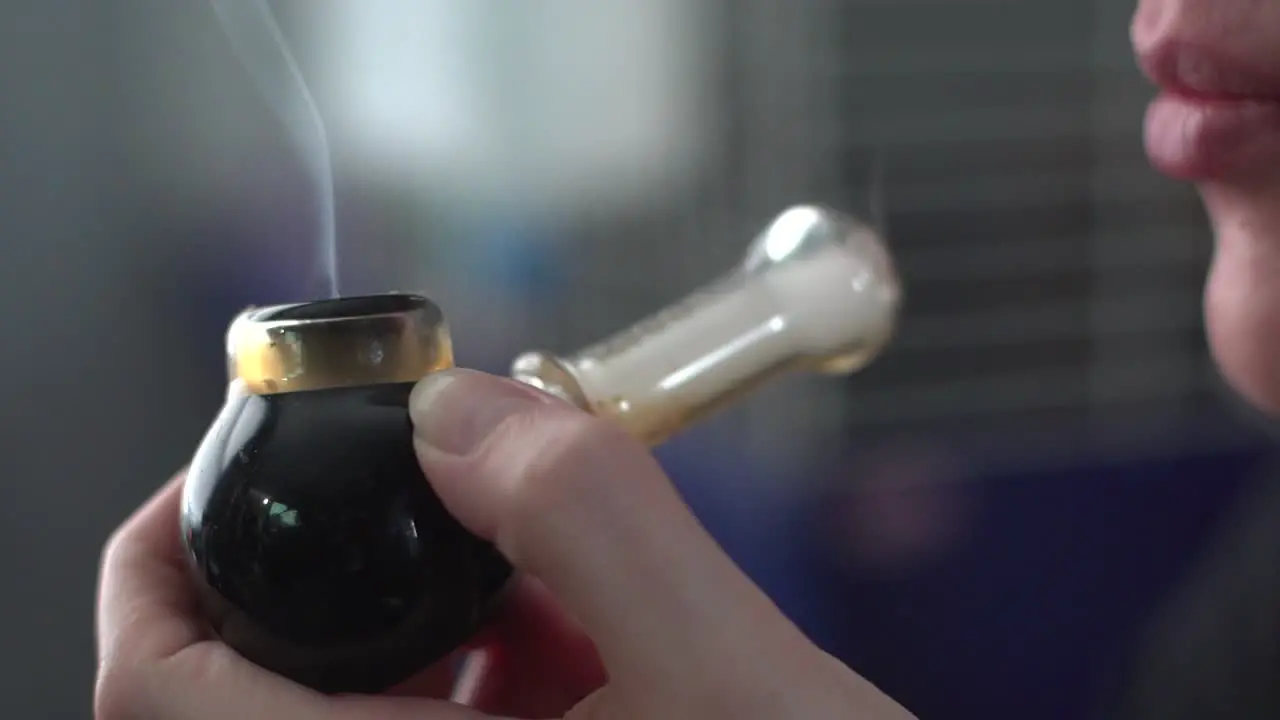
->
[315, 0, 715, 219]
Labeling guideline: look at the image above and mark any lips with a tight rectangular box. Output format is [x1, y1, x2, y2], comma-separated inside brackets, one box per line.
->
[1136, 42, 1280, 181]
[1144, 93, 1280, 179]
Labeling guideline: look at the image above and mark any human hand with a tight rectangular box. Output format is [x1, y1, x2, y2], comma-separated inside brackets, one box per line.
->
[95, 368, 915, 719]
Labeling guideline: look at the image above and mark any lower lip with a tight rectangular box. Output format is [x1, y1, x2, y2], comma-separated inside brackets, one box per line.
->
[1144, 92, 1280, 181]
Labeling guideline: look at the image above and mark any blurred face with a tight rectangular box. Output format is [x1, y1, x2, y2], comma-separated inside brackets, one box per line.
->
[1131, 0, 1280, 412]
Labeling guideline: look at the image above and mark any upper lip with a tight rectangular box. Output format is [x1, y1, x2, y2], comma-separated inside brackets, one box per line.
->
[1136, 41, 1280, 102]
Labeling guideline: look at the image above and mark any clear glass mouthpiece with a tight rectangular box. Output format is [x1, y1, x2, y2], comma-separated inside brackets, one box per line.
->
[510, 205, 902, 446]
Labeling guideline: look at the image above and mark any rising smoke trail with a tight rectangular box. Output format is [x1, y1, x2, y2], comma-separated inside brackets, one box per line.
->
[209, 0, 339, 298]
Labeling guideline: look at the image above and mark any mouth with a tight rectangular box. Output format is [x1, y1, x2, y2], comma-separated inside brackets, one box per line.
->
[1137, 43, 1280, 181]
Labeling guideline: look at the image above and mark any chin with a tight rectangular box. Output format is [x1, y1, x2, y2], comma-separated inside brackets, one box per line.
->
[1205, 244, 1280, 416]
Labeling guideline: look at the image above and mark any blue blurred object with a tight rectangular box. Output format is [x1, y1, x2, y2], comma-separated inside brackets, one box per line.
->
[442, 209, 569, 304]
[664, 418, 1274, 720]
[658, 427, 839, 639]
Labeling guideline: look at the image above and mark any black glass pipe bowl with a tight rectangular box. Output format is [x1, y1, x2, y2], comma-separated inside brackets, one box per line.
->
[179, 293, 514, 694]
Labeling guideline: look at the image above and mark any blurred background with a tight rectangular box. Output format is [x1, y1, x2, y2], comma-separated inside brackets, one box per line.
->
[2, 0, 1277, 718]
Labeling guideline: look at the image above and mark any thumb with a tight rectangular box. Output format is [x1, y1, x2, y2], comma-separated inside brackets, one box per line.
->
[407, 368, 810, 683]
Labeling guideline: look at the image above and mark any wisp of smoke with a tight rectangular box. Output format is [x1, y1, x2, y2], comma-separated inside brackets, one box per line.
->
[209, 0, 339, 298]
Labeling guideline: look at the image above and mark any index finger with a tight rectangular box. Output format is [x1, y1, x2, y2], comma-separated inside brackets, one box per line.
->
[96, 473, 207, 667]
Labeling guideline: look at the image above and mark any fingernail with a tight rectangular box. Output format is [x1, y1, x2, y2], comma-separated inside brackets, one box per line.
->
[410, 369, 537, 457]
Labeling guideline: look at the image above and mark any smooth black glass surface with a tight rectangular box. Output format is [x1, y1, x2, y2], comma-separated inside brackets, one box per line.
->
[181, 382, 513, 694]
